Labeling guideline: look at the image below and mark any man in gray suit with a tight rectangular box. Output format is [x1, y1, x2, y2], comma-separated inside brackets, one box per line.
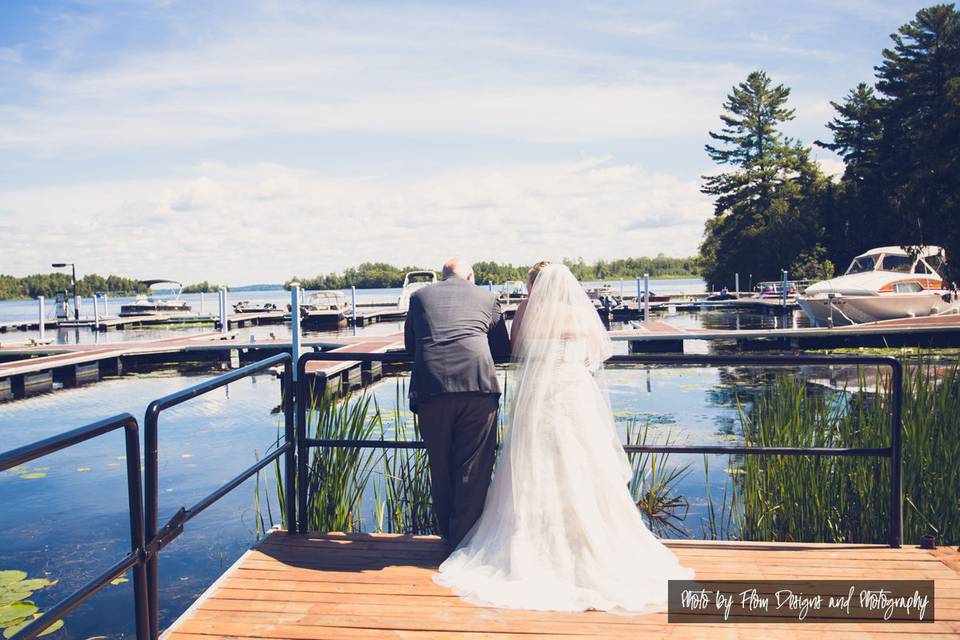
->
[404, 257, 511, 547]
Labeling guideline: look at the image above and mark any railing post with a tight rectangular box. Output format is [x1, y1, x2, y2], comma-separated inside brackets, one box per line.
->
[283, 359, 296, 535]
[889, 360, 904, 548]
[143, 405, 160, 640]
[296, 356, 308, 533]
[123, 420, 151, 640]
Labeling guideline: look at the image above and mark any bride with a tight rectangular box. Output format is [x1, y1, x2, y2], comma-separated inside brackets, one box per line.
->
[433, 261, 694, 612]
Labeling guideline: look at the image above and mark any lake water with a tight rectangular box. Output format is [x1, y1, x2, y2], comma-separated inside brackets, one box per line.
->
[0, 278, 822, 638]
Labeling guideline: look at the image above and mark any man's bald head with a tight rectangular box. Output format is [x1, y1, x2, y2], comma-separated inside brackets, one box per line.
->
[442, 257, 474, 282]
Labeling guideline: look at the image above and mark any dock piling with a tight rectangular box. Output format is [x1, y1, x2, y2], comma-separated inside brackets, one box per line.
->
[94, 296, 101, 330]
[351, 286, 357, 337]
[735, 272, 740, 297]
[38, 296, 45, 341]
[781, 270, 789, 308]
[643, 273, 650, 322]
[219, 289, 228, 334]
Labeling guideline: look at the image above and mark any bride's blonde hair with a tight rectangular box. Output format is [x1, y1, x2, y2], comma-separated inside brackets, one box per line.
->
[527, 260, 551, 292]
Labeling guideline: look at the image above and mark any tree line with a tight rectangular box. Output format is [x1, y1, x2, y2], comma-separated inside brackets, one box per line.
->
[286, 255, 701, 290]
[0, 273, 148, 300]
[700, 4, 959, 288]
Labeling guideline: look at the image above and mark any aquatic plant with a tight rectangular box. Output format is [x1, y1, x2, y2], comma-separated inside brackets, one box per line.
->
[0, 570, 62, 638]
[734, 361, 960, 545]
[626, 422, 692, 537]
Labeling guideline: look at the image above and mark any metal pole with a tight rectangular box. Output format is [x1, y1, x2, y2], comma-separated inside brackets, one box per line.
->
[290, 284, 301, 382]
[643, 273, 650, 322]
[351, 285, 357, 337]
[200, 292, 204, 314]
[219, 289, 228, 334]
[283, 360, 296, 534]
[94, 296, 100, 330]
[38, 296, 45, 341]
[735, 273, 739, 297]
[103, 293, 109, 317]
[781, 270, 788, 308]
[890, 361, 903, 548]
[72, 264, 78, 321]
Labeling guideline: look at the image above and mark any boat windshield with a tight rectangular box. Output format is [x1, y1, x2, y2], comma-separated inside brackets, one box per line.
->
[879, 254, 914, 273]
[846, 255, 877, 274]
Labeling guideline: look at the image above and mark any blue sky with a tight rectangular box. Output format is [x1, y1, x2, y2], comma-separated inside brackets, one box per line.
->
[0, 0, 927, 284]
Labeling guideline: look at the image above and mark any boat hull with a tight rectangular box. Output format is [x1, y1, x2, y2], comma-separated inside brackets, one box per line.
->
[799, 293, 959, 326]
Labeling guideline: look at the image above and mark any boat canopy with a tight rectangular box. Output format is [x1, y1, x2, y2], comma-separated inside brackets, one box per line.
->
[854, 246, 944, 259]
[140, 279, 183, 287]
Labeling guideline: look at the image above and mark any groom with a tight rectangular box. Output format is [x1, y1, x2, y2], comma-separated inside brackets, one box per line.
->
[404, 257, 511, 547]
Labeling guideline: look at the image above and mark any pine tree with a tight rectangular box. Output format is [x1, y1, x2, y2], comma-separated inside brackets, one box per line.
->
[700, 71, 828, 287]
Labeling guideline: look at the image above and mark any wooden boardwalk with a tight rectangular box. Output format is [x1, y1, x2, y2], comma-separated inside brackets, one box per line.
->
[163, 532, 959, 640]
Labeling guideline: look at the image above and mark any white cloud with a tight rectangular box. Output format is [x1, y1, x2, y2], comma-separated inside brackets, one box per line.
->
[0, 159, 710, 283]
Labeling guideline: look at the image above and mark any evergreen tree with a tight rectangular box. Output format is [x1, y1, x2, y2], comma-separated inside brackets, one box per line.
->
[700, 71, 828, 287]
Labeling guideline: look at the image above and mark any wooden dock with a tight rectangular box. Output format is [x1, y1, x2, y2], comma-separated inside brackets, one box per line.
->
[613, 314, 960, 352]
[161, 531, 959, 639]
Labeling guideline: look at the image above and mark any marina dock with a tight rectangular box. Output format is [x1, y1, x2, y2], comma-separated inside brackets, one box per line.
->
[162, 531, 959, 639]
[614, 314, 960, 352]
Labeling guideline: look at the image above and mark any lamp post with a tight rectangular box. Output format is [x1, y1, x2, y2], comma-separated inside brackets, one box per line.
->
[51, 262, 78, 320]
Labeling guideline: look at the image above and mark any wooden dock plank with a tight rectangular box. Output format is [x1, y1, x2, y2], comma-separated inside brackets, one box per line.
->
[161, 532, 960, 640]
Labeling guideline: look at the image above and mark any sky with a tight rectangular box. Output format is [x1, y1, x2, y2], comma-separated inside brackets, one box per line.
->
[0, 0, 929, 285]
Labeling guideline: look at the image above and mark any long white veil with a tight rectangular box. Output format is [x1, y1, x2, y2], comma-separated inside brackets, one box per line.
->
[506, 264, 618, 493]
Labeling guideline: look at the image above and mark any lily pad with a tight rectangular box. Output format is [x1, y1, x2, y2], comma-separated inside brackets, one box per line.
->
[14, 580, 56, 592]
[0, 572, 27, 587]
[3, 615, 64, 638]
[0, 601, 37, 626]
[18, 473, 46, 480]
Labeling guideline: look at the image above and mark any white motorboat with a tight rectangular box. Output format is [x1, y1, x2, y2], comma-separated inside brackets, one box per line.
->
[294, 290, 352, 328]
[498, 280, 528, 303]
[798, 246, 959, 326]
[119, 280, 191, 317]
[397, 270, 438, 311]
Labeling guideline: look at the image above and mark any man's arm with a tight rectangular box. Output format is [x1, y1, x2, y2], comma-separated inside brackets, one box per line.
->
[404, 296, 417, 356]
[488, 297, 511, 364]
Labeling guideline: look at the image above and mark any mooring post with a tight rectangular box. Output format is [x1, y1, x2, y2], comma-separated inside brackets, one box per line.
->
[290, 283, 301, 382]
[199, 291, 205, 314]
[103, 293, 109, 317]
[781, 270, 788, 308]
[37, 296, 45, 340]
[74, 294, 82, 320]
[94, 295, 100, 330]
[219, 288, 228, 334]
[643, 273, 650, 322]
[735, 273, 740, 297]
[351, 285, 357, 337]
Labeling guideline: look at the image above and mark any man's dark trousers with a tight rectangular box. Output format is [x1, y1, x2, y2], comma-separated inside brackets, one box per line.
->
[417, 393, 499, 547]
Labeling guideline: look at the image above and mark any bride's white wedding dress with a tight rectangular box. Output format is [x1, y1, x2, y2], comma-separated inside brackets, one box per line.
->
[434, 264, 694, 612]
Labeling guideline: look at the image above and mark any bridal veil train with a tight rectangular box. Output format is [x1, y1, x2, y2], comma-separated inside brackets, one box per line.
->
[434, 263, 694, 612]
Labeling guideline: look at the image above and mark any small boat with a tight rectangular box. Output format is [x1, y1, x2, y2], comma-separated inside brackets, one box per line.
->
[297, 290, 352, 328]
[397, 271, 438, 311]
[706, 289, 737, 301]
[119, 280, 191, 317]
[498, 280, 528, 303]
[755, 282, 799, 299]
[798, 246, 959, 326]
[233, 301, 278, 313]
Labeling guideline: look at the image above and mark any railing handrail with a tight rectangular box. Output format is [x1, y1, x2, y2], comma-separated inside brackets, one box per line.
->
[296, 350, 903, 548]
[0, 414, 149, 640]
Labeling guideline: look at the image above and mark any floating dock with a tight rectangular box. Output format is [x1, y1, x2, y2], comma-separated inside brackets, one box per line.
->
[161, 531, 959, 640]
[614, 314, 960, 352]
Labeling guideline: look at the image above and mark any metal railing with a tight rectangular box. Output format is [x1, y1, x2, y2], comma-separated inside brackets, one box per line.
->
[143, 352, 294, 640]
[0, 414, 149, 640]
[0, 348, 904, 640]
[296, 350, 903, 547]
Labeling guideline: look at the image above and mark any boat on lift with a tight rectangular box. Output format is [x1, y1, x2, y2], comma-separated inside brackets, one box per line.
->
[397, 271, 438, 311]
[119, 280, 191, 317]
[293, 290, 353, 328]
[798, 246, 959, 326]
